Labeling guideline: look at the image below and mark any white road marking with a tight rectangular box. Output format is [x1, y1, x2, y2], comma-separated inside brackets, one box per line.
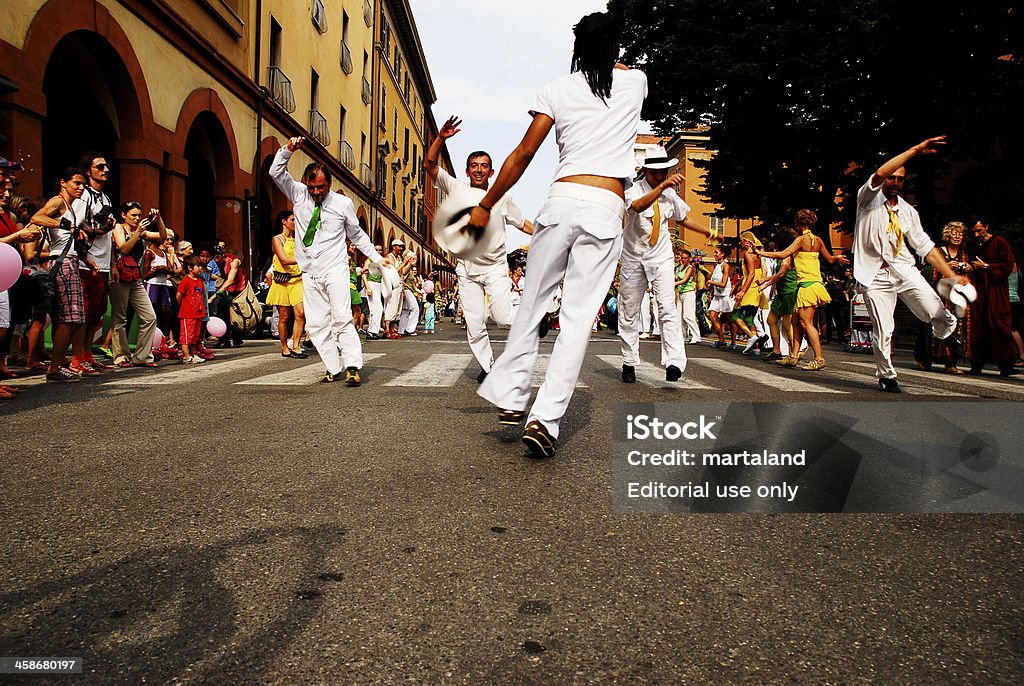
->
[596, 355, 715, 389]
[533, 354, 588, 388]
[237, 353, 385, 385]
[104, 353, 283, 385]
[384, 353, 474, 387]
[843, 362, 1024, 396]
[688, 357, 849, 394]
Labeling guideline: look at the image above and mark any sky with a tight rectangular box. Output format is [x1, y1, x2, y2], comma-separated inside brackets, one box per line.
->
[407, 0, 649, 252]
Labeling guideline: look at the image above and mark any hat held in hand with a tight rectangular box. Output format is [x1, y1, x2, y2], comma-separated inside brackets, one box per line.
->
[432, 186, 501, 260]
[936, 278, 977, 318]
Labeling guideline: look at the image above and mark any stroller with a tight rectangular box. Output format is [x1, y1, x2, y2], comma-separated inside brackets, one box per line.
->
[846, 292, 874, 353]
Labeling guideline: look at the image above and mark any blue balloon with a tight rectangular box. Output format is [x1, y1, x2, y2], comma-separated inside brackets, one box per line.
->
[607, 296, 617, 314]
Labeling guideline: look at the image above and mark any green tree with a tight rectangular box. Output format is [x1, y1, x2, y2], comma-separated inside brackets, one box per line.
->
[609, 0, 1023, 238]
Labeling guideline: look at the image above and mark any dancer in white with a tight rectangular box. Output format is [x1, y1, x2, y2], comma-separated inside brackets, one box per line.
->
[854, 136, 967, 393]
[362, 244, 385, 339]
[469, 11, 647, 458]
[424, 116, 533, 382]
[708, 246, 736, 349]
[270, 137, 383, 385]
[618, 146, 711, 383]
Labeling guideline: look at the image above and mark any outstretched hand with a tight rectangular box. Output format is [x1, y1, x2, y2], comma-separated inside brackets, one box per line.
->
[914, 136, 946, 155]
[439, 116, 462, 140]
[285, 137, 305, 152]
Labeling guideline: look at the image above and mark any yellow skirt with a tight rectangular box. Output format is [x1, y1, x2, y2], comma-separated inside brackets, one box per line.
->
[794, 281, 831, 309]
[267, 278, 303, 307]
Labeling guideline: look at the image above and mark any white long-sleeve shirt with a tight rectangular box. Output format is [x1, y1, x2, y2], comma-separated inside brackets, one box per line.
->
[853, 175, 935, 286]
[434, 168, 524, 276]
[270, 148, 382, 277]
[621, 179, 690, 280]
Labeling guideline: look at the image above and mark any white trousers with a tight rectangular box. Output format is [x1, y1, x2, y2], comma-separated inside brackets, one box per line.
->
[383, 284, 403, 322]
[860, 266, 956, 379]
[479, 193, 622, 439]
[619, 260, 686, 369]
[677, 290, 701, 343]
[459, 264, 514, 371]
[303, 270, 363, 374]
[399, 290, 419, 334]
[365, 280, 384, 334]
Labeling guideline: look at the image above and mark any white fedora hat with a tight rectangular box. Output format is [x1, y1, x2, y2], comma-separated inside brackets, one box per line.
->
[642, 145, 678, 170]
[431, 185, 501, 260]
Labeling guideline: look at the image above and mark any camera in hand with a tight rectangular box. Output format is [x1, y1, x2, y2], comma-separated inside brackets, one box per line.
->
[92, 205, 114, 230]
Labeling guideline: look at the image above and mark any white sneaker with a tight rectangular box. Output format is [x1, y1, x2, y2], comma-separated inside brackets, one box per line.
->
[189, 356, 206, 364]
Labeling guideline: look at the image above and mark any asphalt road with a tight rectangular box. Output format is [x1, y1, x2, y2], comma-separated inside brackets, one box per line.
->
[1, 327, 1022, 684]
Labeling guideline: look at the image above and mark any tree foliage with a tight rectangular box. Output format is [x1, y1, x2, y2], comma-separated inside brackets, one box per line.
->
[608, 0, 1024, 238]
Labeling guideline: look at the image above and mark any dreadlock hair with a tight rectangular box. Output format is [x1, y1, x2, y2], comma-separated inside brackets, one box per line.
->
[570, 12, 620, 103]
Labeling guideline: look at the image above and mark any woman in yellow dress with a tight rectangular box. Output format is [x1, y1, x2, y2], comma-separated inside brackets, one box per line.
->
[731, 230, 769, 354]
[757, 209, 848, 370]
[267, 210, 307, 358]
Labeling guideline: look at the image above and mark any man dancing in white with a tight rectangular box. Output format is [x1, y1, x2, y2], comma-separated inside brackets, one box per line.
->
[270, 137, 382, 385]
[854, 135, 967, 393]
[619, 146, 711, 383]
[424, 116, 533, 383]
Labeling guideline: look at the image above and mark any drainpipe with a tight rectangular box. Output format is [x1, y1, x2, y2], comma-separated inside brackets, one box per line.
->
[250, 0, 264, 284]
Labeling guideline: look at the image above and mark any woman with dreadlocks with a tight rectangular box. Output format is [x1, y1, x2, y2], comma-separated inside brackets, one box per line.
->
[467, 11, 647, 458]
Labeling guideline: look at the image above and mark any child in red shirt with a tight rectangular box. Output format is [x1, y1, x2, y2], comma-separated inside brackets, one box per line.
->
[176, 256, 207, 364]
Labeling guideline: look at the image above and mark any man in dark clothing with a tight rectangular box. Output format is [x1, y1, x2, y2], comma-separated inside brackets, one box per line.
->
[968, 218, 1017, 376]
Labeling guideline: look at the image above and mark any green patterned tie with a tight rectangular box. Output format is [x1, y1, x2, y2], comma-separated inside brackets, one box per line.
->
[302, 205, 322, 247]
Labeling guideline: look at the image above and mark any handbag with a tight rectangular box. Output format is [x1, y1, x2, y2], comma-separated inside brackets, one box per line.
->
[116, 253, 141, 282]
[229, 282, 263, 335]
[27, 231, 75, 302]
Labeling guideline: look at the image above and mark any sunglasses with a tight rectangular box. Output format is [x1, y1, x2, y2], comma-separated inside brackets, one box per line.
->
[94, 163, 110, 171]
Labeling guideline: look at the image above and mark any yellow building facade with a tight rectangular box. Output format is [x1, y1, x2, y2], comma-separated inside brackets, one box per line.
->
[0, 0, 454, 277]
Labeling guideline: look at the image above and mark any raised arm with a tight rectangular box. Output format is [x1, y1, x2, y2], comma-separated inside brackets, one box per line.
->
[269, 137, 308, 202]
[467, 114, 554, 230]
[423, 116, 460, 183]
[871, 136, 946, 186]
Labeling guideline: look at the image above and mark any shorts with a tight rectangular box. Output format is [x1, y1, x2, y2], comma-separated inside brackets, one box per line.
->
[54, 258, 85, 324]
[267, 278, 303, 307]
[731, 305, 757, 327]
[180, 317, 203, 346]
[79, 269, 110, 325]
[147, 283, 174, 309]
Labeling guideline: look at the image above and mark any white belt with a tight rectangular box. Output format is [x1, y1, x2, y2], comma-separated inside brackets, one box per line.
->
[547, 182, 626, 221]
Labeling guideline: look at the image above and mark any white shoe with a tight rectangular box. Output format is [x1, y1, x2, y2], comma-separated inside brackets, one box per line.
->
[184, 356, 206, 364]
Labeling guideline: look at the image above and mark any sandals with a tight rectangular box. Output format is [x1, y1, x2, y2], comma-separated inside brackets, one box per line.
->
[131, 361, 159, 368]
[802, 358, 827, 371]
[945, 366, 964, 375]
